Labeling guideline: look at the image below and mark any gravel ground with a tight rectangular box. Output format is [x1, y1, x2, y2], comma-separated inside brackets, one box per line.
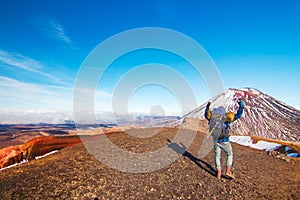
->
[0, 128, 299, 200]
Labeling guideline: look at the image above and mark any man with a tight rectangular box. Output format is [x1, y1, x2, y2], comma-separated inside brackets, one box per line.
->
[204, 100, 244, 179]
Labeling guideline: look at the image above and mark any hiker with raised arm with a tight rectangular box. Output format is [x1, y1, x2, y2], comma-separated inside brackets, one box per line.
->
[204, 100, 244, 179]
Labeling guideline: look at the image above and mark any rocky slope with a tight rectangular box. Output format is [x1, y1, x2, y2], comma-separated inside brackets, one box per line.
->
[181, 88, 300, 142]
[0, 128, 299, 199]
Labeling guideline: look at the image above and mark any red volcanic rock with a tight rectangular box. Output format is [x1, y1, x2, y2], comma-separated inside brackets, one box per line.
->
[23, 136, 82, 160]
[0, 136, 83, 169]
[0, 145, 24, 169]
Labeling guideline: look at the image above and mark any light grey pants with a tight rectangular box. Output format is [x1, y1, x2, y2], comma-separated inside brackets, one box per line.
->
[214, 142, 233, 169]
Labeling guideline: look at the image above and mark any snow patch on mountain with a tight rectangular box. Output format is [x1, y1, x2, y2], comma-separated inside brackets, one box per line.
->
[0, 150, 59, 171]
[230, 136, 282, 151]
[0, 160, 28, 171]
[35, 150, 58, 160]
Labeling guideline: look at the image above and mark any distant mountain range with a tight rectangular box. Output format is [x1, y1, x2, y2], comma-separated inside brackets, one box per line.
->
[181, 88, 300, 142]
[1, 88, 300, 142]
[0, 110, 74, 124]
[0, 110, 179, 127]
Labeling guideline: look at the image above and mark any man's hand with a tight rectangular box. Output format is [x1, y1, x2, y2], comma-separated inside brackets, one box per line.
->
[238, 100, 245, 107]
[207, 101, 211, 108]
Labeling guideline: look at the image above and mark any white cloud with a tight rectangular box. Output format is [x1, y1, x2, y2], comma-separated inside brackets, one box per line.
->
[37, 15, 78, 51]
[73, 86, 113, 113]
[0, 76, 52, 94]
[45, 17, 72, 45]
[94, 90, 113, 111]
[0, 49, 66, 85]
[0, 76, 113, 113]
[0, 76, 72, 111]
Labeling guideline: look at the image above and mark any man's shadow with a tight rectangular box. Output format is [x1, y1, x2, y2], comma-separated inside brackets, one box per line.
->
[167, 139, 216, 177]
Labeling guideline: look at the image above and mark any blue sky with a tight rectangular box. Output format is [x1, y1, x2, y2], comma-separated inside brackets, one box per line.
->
[0, 0, 300, 115]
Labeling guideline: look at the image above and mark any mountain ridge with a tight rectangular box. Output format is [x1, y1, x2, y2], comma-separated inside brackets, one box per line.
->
[180, 88, 300, 142]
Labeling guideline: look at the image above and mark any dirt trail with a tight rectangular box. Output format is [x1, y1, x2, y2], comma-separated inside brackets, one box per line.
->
[0, 128, 299, 199]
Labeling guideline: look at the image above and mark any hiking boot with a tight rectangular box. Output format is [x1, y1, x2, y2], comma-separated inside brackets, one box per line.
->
[225, 166, 235, 179]
[216, 168, 222, 180]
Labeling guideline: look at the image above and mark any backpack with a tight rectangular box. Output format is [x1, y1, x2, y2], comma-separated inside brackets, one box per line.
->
[208, 107, 227, 140]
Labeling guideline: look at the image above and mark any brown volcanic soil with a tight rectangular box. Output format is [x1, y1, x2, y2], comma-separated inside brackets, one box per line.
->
[0, 128, 299, 200]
